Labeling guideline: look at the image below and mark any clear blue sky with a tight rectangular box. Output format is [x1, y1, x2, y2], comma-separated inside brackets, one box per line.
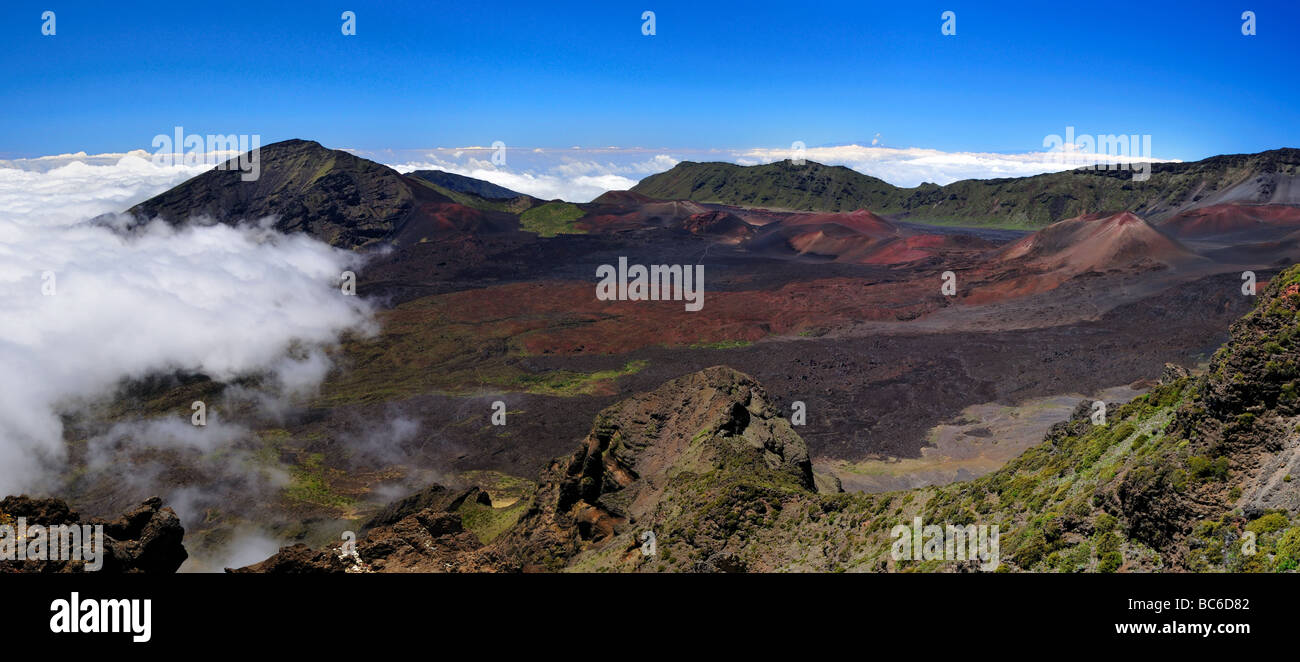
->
[2, 0, 1297, 160]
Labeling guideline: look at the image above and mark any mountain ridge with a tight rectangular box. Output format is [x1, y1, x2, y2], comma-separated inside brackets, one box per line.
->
[631, 148, 1300, 229]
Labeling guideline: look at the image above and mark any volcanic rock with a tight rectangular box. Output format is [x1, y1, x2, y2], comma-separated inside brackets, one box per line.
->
[0, 495, 187, 573]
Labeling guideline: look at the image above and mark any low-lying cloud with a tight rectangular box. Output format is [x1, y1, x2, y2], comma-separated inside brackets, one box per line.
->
[385, 150, 679, 202]
[0, 155, 375, 496]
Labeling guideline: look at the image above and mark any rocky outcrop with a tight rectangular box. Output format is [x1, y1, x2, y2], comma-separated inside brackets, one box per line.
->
[1159, 362, 1191, 384]
[232, 486, 491, 573]
[359, 485, 491, 535]
[237, 365, 820, 573]
[486, 365, 816, 570]
[0, 496, 187, 573]
[680, 211, 755, 241]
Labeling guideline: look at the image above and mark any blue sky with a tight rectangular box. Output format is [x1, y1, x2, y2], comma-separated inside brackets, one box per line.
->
[1, 0, 1297, 161]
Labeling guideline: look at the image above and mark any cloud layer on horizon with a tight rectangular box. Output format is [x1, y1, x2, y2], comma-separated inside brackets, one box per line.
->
[372, 142, 1178, 201]
[4, 140, 1180, 207]
[735, 144, 1178, 188]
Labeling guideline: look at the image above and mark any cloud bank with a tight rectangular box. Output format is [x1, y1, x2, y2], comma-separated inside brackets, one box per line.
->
[384, 150, 680, 202]
[0, 155, 374, 495]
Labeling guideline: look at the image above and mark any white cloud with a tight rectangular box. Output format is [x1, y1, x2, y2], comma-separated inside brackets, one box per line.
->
[0, 155, 375, 495]
[385, 150, 680, 202]
[0, 154, 211, 227]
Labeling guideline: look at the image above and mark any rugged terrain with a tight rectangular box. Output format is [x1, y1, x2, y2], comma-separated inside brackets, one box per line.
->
[44, 139, 1300, 570]
[0, 496, 187, 573]
[235, 265, 1300, 572]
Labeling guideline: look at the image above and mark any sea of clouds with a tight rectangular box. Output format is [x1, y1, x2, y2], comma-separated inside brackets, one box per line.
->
[0, 153, 374, 497]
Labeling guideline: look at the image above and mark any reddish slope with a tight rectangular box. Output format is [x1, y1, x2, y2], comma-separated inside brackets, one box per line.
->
[965, 212, 1203, 304]
[388, 174, 522, 244]
[681, 211, 755, 243]
[1159, 203, 1300, 239]
[780, 209, 899, 236]
[758, 209, 985, 266]
[762, 209, 900, 262]
[998, 211, 1199, 272]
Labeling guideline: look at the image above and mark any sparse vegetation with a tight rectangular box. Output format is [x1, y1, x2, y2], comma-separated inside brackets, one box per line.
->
[519, 201, 587, 237]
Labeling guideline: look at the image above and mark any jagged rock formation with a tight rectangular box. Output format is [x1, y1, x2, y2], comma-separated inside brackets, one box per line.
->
[0, 496, 187, 573]
[231, 486, 493, 574]
[487, 365, 820, 571]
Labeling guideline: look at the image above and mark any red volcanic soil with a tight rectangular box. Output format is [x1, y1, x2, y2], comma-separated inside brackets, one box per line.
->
[759, 209, 896, 262]
[681, 211, 755, 242]
[864, 234, 952, 264]
[1159, 203, 1300, 239]
[429, 277, 943, 355]
[759, 209, 986, 266]
[998, 211, 1198, 271]
[964, 212, 1202, 304]
[386, 174, 521, 244]
[388, 201, 519, 245]
[781, 209, 899, 236]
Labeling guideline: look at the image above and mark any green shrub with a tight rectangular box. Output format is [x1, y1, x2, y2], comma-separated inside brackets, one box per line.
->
[1247, 512, 1289, 535]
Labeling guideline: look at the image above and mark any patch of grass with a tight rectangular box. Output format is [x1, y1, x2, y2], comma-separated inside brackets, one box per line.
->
[459, 470, 537, 505]
[459, 500, 529, 544]
[514, 359, 649, 396]
[687, 339, 753, 350]
[285, 453, 354, 509]
[519, 202, 587, 237]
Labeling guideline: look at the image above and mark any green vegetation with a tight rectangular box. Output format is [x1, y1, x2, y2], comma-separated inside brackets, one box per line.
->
[514, 360, 648, 396]
[459, 499, 530, 544]
[519, 201, 587, 237]
[686, 339, 753, 350]
[285, 453, 354, 509]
